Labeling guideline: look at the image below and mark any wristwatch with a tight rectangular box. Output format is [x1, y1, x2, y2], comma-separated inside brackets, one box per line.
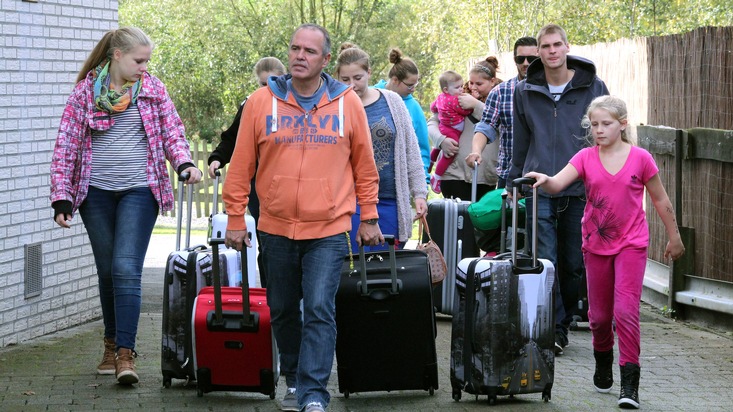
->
[362, 218, 379, 225]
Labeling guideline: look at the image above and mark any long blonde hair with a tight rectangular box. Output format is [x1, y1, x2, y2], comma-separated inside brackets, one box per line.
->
[581, 95, 633, 145]
[76, 27, 154, 83]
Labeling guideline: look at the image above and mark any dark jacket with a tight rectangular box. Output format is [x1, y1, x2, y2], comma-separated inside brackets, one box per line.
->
[508, 55, 609, 197]
[208, 99, 247, 167]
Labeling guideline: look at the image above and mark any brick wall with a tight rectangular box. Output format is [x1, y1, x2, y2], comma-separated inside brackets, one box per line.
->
[0, 0, 118, 347]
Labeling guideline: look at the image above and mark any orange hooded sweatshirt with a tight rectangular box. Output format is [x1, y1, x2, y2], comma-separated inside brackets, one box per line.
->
[222, 73, 379, 240]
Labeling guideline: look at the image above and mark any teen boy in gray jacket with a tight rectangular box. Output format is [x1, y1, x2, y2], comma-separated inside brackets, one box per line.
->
[507, 24, 609, 356]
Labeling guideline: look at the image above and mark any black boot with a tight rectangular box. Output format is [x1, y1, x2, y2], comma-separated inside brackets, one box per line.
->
[593, 350, 614, 393]
[618, 362, 640, 409]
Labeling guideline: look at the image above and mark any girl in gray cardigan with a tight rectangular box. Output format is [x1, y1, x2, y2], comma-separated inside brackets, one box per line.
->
[335, 43, 428, 250]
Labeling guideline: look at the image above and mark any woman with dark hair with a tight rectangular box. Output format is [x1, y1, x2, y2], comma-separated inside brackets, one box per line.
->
[428, 56, 502, 200]
[374, 48, 431, 186]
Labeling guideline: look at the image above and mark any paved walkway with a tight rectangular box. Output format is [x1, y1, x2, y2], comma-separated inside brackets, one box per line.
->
[1, 234, 732, 411]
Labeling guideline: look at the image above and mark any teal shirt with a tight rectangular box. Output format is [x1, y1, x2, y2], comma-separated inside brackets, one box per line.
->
[374, 80, 431, 185]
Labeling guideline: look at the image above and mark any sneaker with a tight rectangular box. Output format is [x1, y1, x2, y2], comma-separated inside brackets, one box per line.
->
[304, 402, 325, 412]
[554, 331, 568, 356]
[97, 337, 116, 375]
[115, 348, 139, 385]
[554, 341, 564, 355]
[430, 175, 442, 194]
[281, 387, 298, 411]
[593, 350, 614, 393]
[618, 363, 640, 409]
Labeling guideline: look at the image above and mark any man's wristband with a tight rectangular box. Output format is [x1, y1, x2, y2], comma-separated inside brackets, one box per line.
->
[362, 218, 378, 225]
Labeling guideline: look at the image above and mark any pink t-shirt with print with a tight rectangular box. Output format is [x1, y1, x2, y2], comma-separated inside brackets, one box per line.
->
[569, 145, 659, 255]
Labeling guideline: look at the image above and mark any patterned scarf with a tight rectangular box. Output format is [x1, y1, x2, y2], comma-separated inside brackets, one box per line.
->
[93, 59, 142, 114]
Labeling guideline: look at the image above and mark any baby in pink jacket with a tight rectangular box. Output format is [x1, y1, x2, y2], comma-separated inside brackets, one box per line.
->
[429, 70, 474, 193]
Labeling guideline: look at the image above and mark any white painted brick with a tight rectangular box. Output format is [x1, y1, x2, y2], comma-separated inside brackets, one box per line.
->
[1, 0, 118, 349]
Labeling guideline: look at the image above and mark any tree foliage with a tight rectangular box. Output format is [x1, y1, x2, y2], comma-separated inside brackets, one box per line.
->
[119, 0, 733, 142]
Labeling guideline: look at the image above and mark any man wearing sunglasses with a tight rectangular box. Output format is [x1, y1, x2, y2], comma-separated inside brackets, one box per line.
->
[467, 36, 538, 189]
[507, 24, 609, 357]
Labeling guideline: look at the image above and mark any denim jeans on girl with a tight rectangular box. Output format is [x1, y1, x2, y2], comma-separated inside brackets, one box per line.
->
[525, 194, 586, 336]
[259, 232, 348, 410]
[79, 186, 159, 351]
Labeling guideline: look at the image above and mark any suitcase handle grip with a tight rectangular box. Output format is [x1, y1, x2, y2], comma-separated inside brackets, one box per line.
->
[358, 235, 398, 296]
[175, 172, 194, 251]
[511, 177, 538, 268]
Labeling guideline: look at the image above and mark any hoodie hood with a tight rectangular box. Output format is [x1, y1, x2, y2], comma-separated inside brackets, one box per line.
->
[525, 55, 598, 89]
[372, 79, 415, 102]
[268, 72, 349, 102]
[373, 79, 388, 90]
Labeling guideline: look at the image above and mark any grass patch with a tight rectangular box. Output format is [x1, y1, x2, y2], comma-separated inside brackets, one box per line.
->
[152, 226, 208, 236]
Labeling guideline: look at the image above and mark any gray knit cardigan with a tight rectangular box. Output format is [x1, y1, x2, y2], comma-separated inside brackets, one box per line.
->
[376, 89, 428, 242]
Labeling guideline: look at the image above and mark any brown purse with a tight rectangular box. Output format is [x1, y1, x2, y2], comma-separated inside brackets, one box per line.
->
[417, 216, 447, 285]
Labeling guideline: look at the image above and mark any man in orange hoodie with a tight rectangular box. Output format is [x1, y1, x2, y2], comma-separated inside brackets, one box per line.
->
[223, 24, 383, 412]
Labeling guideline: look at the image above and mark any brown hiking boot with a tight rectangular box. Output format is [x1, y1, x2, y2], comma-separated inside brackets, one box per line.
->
[115, 348, 139, 385]
[97, 337, 116, 375]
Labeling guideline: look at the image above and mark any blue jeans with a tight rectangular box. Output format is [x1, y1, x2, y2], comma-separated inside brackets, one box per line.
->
[259, 232, 348, 409]
[525, 194, 586, 336]
[78, 186, 159, 351]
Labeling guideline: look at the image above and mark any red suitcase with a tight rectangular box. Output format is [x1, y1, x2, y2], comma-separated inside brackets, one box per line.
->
[191, 231, 278, 398]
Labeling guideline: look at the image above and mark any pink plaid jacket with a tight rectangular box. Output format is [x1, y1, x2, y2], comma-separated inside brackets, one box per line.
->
[50, 71, 193, 213]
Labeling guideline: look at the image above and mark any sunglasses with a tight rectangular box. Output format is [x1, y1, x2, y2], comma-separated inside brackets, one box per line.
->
[514, 55, 539, 65]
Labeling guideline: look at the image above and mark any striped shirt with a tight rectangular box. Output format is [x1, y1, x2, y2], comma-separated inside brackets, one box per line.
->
[90, 103, 148, 190]
[475, 77, 518, 180]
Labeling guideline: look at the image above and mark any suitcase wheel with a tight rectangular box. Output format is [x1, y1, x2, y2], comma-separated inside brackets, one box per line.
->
[197, 387, 204, 397]
[270, 391, 275, 400]
[452, 389, 461, 402]
[542, 388, 551, 402]
[429, 387, 435, 396]
[344, 391, 350, 399]
[162, 375, 172, 389]
[487, 395, 497, 405]
[569, 314, 583, 331]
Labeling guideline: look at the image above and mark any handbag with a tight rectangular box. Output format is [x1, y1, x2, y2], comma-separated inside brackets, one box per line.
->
[417, 216, 447, 285]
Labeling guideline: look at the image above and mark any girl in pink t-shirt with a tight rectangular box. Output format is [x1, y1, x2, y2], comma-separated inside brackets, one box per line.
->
[525, 96, 685, 410]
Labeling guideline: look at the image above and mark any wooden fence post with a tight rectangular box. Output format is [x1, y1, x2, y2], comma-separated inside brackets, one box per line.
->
[667, 129, 693, 318]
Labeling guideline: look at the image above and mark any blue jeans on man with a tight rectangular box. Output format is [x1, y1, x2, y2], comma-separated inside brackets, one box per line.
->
[78, 186, 159, 351]
[259, 232, 348, 410]
[525, 194, 586, 343]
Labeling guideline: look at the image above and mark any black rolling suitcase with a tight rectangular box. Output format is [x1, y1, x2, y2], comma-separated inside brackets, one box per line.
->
[335, 235, 439, 398]
[423, 166, 480, 316]
[450, 177, 556, 404]
[161, 174, 205, 386]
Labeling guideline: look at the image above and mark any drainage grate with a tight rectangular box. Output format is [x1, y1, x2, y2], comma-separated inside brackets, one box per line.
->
[24, 242, 43, 299]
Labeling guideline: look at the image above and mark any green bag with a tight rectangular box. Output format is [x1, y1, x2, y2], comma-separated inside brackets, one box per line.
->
[467, 189, 525, 231]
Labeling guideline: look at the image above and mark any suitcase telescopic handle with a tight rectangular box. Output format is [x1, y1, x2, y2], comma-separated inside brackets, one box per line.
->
[358, 235, 399, 296]
[209, 232, 253, 328]
[511, 177, 538, 267]
[471, 161, 478, 203]
[211, 169, 221, 216]
[175, 171, 194, 251]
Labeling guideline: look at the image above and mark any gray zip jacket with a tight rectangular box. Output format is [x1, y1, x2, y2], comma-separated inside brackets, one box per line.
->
[507, 55, 609, 197]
